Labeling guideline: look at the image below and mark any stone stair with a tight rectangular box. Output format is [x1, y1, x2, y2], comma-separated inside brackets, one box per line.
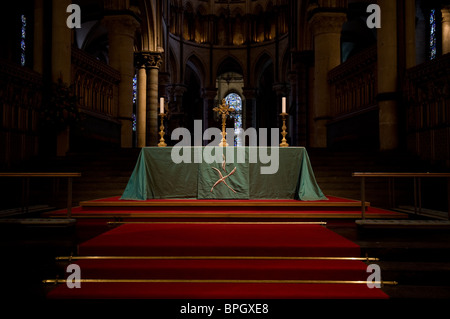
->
[64, 148, 141, 205]
[0, 148, 141, 210]
[307, 148, 441, 209]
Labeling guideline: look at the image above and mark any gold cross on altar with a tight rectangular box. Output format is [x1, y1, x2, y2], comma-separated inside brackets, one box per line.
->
[213, 99, 235, 147]
[213, 99, 235, 116]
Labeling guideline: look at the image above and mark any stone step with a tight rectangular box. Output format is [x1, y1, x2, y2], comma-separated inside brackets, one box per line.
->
[376, 261, 450, 286]
[0, 218, 76, 227]
[356, 219, 450, 229]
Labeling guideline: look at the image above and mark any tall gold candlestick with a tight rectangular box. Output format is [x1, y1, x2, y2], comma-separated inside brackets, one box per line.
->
[280, 112, 289, 147]
[158, 113, 167, 147]
[213, 99, 235, 147]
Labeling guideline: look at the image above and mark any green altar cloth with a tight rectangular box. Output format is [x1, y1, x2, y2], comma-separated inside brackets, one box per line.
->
[120, 147, 327, 201]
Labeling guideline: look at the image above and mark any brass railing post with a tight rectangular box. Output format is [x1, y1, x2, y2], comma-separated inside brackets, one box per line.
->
[361, 176, 366, 219]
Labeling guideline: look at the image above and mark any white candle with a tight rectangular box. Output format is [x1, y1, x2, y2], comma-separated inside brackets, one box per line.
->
[282, 97, 286, 113]
[160, 97, 164, 114]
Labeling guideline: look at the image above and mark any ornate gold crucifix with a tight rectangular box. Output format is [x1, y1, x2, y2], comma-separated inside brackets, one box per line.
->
[213, 99, 235, 147]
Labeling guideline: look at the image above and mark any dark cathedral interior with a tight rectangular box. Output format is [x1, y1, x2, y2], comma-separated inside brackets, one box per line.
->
[0, 0, 450, 312]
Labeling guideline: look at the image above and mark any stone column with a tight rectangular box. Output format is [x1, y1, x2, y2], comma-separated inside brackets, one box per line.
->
[377, 0, 398, 150]
[103, 14, 139, 148]
[159, 72, 171, 100]
[145, 53, 162, 146]
[442, 7, 450, 55]
[298, 51, 314, 147]
[166, 84, 187, 134]
[170, 84, 187, 114]
[287, 71, 299, 146]
[52, 0, 72, 82]
[242, 87, 257, 129]
[52, 0, 72, 156]
[135, 53, 147, 148]
[405, 0, 416, 68]
[308, 12, 346, 148]
[201, 87, 218, 136]
[33, 0, 44, 74]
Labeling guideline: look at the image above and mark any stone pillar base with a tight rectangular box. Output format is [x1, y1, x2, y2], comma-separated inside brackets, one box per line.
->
[379, 100, 399, 150]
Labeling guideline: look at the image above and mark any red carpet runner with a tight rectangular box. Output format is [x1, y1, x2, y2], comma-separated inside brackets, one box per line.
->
[46, 223, 389, 299]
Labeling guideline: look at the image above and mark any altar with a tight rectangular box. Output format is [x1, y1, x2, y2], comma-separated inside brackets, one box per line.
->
[120, 147, 326, 201]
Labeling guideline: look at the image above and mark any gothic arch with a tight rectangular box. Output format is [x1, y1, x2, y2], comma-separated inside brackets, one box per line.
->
[253, 52, 274, 85]
[254, 4, 263, 15]
[183, 59, 203, 137]
[224, 88, 243, 98]
[232, 7, 244, 17]
[168, 47, 179, 83]
[185, 54, 206, 88]
[341, 2, 377, 62]
[139, 0, 158, 51]
[216, 56, 244, 80]
[217, 7, 229, 17]
[299, 0, 314, 51]
[280, 48, 291, 83]
[254, 52, 277, 132]
[76, 20, 109, 63]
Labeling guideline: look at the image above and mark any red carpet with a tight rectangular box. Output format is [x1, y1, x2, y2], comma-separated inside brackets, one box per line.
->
[77, 223, 361, 257]
[46, 223, 390, 299]
[47, 282, 388, 299]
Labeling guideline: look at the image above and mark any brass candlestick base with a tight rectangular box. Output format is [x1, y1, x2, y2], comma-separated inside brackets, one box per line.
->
[158, 113, 167, 147]
[280, 112, 289, 147]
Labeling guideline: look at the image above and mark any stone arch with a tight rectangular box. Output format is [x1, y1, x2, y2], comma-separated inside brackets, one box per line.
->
[168, 47, 179, 83]
[135, 0, 158, 51]
[253, 51, 274, 85]
[216, 56, 244, 80]
[185, 54, 206, 88]
[254, 52, 277, 133]
[280, 47, 291, 83]
[76, 20, 109, 63]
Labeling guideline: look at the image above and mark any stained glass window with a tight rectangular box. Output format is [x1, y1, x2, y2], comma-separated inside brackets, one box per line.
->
[132, 74, 137, 104]
[20, 14, 26, 66]
[225, 93, 243, 146]
[430, 9, 437, 60]
[132, 113, 137, 132]
[132, 74, 137, 131]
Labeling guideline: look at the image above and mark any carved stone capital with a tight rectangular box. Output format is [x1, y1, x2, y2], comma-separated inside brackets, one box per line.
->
[442, 7, 450, 23]
[135, 51, 163, 69]
[308, 12, 347, 36]
[272, 83, 290, 96]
